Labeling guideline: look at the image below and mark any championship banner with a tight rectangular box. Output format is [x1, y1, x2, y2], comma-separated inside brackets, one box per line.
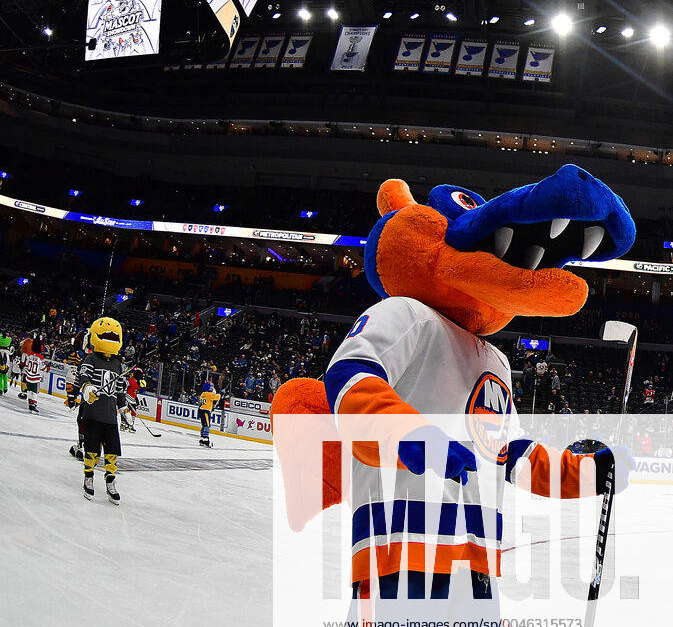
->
[488, 42, 520, 79]
[422, 35, 456, 73]
[85, 0, 162, 61]
[330, 25, 377, 72]
[454, 40, 488, 76]
[239, 0, 258, 17]
[254, 34, 285, 68]
[522, 45, 555, 82]
[280, 33, 313, 68]
[207, 0, 241, 45]
[229, 35, 261, 68]
[393, 34, 426, 71]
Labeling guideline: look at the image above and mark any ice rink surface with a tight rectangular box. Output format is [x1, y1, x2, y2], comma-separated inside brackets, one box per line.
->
[0, 393, 272, 627]
[2, 393, 673, 626]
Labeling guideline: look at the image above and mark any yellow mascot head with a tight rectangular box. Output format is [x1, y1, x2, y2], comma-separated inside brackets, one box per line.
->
[89, 317, 123, 357]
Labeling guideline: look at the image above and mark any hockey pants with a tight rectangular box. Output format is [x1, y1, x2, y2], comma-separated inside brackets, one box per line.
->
[26, 382, 38, 409]
[199, 409, 211, 439]
[83, 420, 122, 479]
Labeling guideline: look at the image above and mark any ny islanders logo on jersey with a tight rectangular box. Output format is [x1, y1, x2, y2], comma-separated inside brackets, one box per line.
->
[465, 371, 512, 462]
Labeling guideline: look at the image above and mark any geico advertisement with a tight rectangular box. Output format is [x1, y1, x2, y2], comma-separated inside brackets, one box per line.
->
[229, 396, 271, 417]
[163, 399, 223, 428]
[224, 411, 272, 442]
[47, 373, 68, 396]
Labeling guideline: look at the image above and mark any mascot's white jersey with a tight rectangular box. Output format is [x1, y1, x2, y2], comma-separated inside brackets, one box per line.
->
[326, 296, 523, 583]
[329, 296, 517, 419]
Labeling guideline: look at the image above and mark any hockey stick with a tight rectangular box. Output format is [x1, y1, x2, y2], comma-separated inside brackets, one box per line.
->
[585, 321, 637, 627]
[136, 414, 162, 438]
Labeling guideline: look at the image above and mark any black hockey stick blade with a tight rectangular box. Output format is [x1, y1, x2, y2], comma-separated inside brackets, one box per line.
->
[138, 416, 161, 437]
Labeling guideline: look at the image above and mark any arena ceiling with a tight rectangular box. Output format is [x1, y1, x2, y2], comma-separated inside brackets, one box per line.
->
[2, 1, 673, 61]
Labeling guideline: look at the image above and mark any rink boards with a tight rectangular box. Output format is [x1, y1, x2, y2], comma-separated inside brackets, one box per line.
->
[42, 362, 273, 445]
[39, 364, 673, 474]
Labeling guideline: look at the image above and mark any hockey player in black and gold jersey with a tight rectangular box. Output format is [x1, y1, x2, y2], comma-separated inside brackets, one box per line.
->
[66, 330, 92, 461]
[76, 317, 127, 504]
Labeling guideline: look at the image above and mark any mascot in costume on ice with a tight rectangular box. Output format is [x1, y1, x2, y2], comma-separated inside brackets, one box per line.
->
[271, 164, 636, 621]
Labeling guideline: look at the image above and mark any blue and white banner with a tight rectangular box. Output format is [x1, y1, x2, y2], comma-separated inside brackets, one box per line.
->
[488, 42, 520, 79]
[422, 35, 456, 73]
[393, 34, 426, 71]
[280, 33, 312, 68]
[254, 34, 285, 68]
[522, 45, 555, 82]
[229, 35, 260, 68]
[454, 40, 488, 76]
[330, 25, 377, 71]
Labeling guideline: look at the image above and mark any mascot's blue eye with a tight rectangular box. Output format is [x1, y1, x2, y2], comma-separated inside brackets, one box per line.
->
[451, 191, 478, 210]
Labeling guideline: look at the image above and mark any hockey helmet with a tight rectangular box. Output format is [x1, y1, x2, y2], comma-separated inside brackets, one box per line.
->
[89, 317, 123, 357]
[201, 381, 215, 393]
[0, 334, 11, 349]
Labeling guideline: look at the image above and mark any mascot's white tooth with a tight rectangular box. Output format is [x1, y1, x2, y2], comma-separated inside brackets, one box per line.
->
[494, 227, 514, 258]
[524, 245, 545, 270]
[550, 218, 570, 239]
[582, 225, 605, 259]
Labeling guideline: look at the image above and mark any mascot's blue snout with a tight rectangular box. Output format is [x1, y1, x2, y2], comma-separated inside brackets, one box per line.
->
[429, 164, 636, 271]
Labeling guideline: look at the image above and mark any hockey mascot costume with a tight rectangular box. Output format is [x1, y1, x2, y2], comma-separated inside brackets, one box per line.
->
[271, 164, 636, 621]
[78, 317, 127, 504]
[0, 333, 11, 396]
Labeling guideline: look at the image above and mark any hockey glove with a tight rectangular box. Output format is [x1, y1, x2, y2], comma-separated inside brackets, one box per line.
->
[400, 426, 477, 484]
[594, 445, 635, 495]
[81, 384, 99, 405]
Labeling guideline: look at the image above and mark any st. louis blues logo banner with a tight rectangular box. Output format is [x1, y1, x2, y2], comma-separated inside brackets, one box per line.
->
[280, 33, 312, 68]
[254, 34, 285, 68]
[331, 25, 377, 71]
[394, 34, 426, 71]
[422, 34, 456, 73]
[455, 40, 488, 76]
[522, 45, 555, 82]
[488, 42, 520, 79]
[229, 35, 260, 68]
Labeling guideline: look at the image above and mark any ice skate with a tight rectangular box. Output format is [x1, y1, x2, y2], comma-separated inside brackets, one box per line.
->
[105, 475, 120, 505]
[83, 476, 94, 501]
[69, 444, 84, 461]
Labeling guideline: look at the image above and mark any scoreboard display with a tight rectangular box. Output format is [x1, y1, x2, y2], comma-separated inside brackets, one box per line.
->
[85, 0, 162, 61]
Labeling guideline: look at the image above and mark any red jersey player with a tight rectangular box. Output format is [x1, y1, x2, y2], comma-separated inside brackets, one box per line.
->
[120, 368, 145, 432]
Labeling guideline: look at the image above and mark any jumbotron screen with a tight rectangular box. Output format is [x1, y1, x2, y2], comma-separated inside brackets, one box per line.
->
[85, 0, 163, 61]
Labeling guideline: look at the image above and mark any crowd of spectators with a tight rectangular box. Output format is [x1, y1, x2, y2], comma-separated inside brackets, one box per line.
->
[162, 308, 348, 404]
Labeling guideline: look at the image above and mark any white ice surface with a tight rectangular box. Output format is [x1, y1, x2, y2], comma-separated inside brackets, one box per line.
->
[2, 393, 672, 626]
[0, 392, 272, 627]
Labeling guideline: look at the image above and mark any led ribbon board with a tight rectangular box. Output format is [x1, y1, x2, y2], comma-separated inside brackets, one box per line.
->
[0, 192, 664, 269]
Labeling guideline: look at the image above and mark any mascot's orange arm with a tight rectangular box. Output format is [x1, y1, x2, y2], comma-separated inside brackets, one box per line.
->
[500, 439, 598, 498]
[271, 378, 345, 531]
[335, 376, 428, 468]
